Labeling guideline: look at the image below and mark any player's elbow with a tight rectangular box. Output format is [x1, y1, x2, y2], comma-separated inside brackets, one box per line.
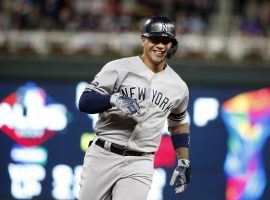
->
[78, 92, 95, 114]
[78, 91, 112, 114]
[78, 101, 88, 113]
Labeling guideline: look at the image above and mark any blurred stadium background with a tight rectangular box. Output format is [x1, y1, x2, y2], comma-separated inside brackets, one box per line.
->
[0, 0, 270, 200]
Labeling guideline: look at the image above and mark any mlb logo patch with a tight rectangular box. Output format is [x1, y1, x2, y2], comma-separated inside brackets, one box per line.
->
[90, 81, 99, 87]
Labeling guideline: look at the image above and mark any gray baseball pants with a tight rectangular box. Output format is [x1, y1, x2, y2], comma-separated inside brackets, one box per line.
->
[79, 138, 154, 200]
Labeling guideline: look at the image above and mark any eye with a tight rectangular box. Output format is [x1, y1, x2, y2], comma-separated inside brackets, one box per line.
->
[149, 37, 171, 45]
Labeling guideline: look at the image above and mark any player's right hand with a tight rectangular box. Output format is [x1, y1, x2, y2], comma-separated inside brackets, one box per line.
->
[110, 93, 140, 116]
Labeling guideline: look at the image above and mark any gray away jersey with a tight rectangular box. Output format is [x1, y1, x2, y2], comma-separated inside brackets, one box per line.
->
[85, 56, 189, 152]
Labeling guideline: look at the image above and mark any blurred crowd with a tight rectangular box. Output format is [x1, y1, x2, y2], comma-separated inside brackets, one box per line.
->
[236, 0, 270, 37]
[0, 0, 269, 60]
[0, 0, 215, 34]
[0, 0, 269, 37]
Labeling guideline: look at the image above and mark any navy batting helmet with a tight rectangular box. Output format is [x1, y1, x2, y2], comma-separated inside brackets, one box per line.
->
[141, 16, 178, 59]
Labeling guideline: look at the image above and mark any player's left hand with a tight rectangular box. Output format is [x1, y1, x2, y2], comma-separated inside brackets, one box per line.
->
[170, 159, 191, 193]
[110, 93, 140, 116]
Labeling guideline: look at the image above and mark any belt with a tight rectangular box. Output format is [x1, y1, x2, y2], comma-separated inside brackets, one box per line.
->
[91, 138, 154, 156]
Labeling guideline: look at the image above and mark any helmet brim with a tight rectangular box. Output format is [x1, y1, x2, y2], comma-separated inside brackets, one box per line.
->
[142, 32, 178, 45]
[142, 32, 174, 39]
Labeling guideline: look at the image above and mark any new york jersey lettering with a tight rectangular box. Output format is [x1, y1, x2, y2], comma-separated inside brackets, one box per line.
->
[121, 87, 146, 101]
[152, 89, 173, 114]
[120, 87, 174, 114]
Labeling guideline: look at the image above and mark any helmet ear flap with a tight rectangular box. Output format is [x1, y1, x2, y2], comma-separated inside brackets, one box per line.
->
[167, 40, 178, 59]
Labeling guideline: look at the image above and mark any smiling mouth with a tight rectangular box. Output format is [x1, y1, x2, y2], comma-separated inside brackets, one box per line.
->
[153, 50, 166, 55]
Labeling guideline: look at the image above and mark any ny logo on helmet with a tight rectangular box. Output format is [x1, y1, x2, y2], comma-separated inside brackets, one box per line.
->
[161, 22, 168, 32]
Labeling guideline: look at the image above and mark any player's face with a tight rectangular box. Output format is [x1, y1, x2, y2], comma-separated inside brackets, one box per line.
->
[141, 36, 172, 66]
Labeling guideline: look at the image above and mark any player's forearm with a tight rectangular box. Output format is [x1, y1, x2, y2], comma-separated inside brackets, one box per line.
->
[175, 146, 189, 160]
[168, 123, 189, 134]
[79, 91, 112, 114]
[169, 123, 190, 160]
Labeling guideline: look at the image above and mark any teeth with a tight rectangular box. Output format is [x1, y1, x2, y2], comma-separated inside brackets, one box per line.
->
[154, 50, 164, 54]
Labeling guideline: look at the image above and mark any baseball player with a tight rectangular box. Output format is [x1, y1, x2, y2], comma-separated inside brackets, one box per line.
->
[78, 16, 191, 200]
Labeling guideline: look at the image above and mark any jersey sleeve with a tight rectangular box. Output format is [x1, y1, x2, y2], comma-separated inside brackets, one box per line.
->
[84, 62, 120, 95]
[167, 84, 189, 127]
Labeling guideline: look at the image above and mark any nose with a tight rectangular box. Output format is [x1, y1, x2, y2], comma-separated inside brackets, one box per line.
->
[156, 41, 167, 46]
[155, 43, 164, 49]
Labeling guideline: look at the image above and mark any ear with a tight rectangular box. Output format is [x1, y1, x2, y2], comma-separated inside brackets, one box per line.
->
[140, 36, 146, 47]
[168, 42, 173, 49]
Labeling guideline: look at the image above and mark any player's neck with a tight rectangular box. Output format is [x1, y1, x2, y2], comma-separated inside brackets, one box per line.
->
[139, 55, 167, 73]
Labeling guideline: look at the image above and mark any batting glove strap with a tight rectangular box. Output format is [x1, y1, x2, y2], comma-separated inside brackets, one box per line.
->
[110, 93, 140, 116]
[170, 159, 191, 193]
